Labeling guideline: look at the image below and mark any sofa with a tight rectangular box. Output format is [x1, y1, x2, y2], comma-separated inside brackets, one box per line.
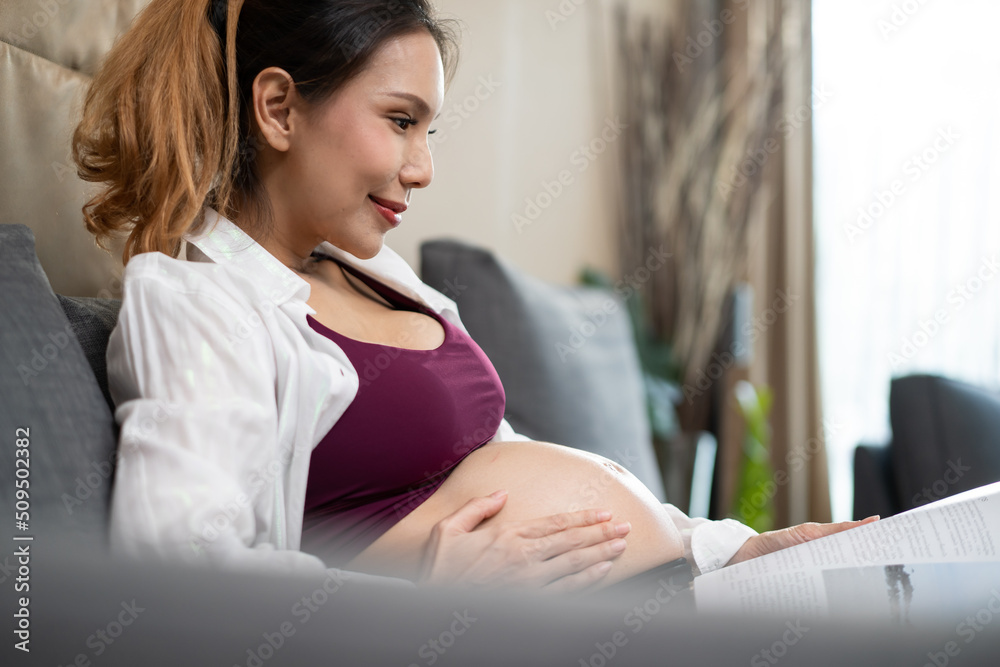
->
[853, 374, 1000, 520]
[7, 222, 1000, 665]
[7, 224, 1000, 666]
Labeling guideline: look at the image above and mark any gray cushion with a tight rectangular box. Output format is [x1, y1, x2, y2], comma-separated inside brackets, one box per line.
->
[0, 223, 117, 544]
[420, 239, 665, 501]
[890, 374, 1000, 510]
[57, 295, 121, 411]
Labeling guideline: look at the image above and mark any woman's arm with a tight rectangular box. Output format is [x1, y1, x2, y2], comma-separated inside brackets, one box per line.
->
[664, 503, 880, 574]
[661, 503, 757, 575]
[726, 515, 880, 565]
[107, 256, 320, 575]
[663, 503, 757, 575]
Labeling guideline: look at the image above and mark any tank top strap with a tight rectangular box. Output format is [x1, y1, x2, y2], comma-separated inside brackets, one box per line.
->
[315, 253, 427, 313]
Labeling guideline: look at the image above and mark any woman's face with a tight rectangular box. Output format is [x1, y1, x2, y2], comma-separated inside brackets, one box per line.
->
[257, 31, 445, 261]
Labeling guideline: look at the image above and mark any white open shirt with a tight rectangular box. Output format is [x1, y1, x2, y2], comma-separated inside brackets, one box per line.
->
[106, 207, 755, 583]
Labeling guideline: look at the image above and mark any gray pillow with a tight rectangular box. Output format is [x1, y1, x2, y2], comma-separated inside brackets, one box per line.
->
[420, 239, 665, 501]
[0, 223, 118, 545]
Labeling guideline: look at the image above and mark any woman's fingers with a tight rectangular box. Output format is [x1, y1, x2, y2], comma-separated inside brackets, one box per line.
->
[435, 490, 509, 535]
[730, 516, 880, 564]
[789, 516, 879, 543]
[524, 519, 632, 564]
[517, 508, 616, 539]
[534, 536, 628, 586]
[509, 509, 630, 566]
[422, 500, 634, 590]
[540, 560, 616, 594]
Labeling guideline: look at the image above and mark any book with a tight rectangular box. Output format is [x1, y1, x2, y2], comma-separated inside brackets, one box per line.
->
[694, 481, 1000, 621]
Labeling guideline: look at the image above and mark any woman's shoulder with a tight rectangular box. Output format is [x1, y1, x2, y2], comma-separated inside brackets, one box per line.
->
[112, 251, 278, 361]
[122, 252, 259, 328]
[121, 250, 254, 313]
[124, 249, 234, 286]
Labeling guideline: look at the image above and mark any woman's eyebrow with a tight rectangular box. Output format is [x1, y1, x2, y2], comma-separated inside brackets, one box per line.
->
[381, 91, 440, 119]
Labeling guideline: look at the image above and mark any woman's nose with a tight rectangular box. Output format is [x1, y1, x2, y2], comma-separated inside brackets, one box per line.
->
[402, 139, 434, 189]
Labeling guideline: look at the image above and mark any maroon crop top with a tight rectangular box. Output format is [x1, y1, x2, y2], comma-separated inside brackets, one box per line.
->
[300, 254, 507, 565]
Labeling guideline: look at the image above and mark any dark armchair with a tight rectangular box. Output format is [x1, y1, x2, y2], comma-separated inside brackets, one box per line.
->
[853, 374, 1000, 519]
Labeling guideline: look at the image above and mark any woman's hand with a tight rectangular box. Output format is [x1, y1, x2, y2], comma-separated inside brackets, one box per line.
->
[726, 515, 880, 566]
[416, 489, 631, 593]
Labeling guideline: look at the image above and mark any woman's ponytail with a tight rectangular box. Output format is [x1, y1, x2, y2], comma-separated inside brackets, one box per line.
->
[72, 0, 243, 264]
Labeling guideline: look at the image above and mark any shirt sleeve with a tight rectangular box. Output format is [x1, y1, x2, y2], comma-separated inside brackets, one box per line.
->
[106, 258, 327, 577]
[490, 417, 532, 443]
[662, 503, 758, 576]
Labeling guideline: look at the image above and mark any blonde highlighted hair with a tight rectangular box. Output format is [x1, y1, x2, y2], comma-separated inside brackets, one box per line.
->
[72, 0, 460, 265]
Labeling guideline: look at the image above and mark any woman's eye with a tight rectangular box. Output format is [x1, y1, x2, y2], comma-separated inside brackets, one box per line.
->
[393, 117, 415, 130]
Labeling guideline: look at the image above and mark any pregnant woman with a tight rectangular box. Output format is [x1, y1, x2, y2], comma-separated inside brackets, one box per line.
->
[75, 0, 869, 592]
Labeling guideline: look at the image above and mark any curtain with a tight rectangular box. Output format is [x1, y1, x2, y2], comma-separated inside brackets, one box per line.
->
[608, 0, 829, 525]
[715, 0, 831, 527]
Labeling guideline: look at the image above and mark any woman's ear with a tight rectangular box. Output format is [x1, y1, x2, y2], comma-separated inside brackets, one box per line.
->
[251, 67, 298, 153]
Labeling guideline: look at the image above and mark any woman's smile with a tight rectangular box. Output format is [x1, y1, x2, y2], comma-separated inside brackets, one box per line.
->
[368, 194, 406, 228]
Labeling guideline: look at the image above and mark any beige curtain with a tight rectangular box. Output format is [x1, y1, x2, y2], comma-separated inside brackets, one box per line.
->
[716, 0, 831, 527]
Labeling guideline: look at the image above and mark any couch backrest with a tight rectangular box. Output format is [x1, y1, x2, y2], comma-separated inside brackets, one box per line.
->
[0, 223, 119, 546]
[0, 1, 151, 297]
[890, 373, 1000, 510]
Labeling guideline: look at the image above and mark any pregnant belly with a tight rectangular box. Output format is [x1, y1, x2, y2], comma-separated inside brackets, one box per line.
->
[344, 440, 685, 588]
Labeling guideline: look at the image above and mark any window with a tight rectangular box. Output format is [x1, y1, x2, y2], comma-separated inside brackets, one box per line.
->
[813, 0, 1000, 519]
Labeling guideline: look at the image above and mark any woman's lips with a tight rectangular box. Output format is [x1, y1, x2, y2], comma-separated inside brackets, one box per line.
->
[368, 195, 404, 227]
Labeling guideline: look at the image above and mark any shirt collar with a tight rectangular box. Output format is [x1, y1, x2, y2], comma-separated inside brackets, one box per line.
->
[183, 207, 457, 316]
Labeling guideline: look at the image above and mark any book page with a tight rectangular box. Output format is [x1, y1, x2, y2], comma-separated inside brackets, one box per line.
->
[694, 481, 1000, 614]
[697, 562, 1000, 619]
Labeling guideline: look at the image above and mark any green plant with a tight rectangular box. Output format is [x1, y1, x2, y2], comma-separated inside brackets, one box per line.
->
[731, 380, 774, 532]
